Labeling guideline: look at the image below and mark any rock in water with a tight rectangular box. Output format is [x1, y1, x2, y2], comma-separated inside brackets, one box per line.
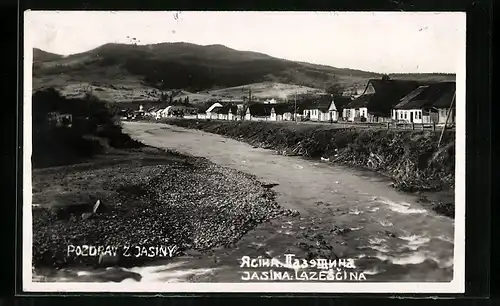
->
[261, 183, 279, 189]
[92, 200, 101, 214]
[81, 212, 94, 220]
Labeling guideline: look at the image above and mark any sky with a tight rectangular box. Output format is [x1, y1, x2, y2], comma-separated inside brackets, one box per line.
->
[25, 11, 466, 74]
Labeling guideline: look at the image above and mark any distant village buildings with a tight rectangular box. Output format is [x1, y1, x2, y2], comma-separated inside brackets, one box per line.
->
[127, 78, 456, 127]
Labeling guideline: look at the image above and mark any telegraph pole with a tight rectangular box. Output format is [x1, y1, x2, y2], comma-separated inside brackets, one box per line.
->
[438, 90, 456, 147]
[294, 90, 297, 123]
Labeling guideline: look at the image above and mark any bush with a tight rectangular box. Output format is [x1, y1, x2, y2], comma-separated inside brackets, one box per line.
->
[32, 88, 144, 168]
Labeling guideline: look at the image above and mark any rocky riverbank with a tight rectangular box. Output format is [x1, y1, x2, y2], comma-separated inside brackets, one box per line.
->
[32, 146, 292, 269]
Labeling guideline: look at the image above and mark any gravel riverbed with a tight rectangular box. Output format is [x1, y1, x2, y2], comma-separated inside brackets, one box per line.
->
[32, 147, 291, 268]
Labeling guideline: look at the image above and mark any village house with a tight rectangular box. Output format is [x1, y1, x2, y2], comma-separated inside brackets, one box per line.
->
[157, 106, 171, 118]
[245, 103, 275, 121]
[342, 79, 422, 123]
[194, 104, 209, 119]
[205, 102, 223, 119]
[392, 81, 456, 124]
[118, 109, 131, 120]
[301, 96, 330, 122]
[273, 103, 295, 121]
[212, 104, 239, 120]
[155, 108, 166, 119]
[301, 96, 352, 122]
[329, 96, 352, 122]
[158, 105, 197, 118]
[129, 104, 145, 120]
[145, 107, 160, 118]
[196, 110, 207, 120]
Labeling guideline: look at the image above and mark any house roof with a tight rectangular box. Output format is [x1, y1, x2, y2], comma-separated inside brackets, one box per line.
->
[394, 86, 429, 109]
[206, 102, 223, 113]
[161, 105, 197, 113]
[345, 94, 373, 108]
[331, 96, 353, 111]
[315, 96, 334, 112]
[394, 82, 456, 110]
[213, 104, 238, 115]
[273, 103, 295, 115]
[247, 103, 275, 116]
[293, 95, 330, 112]
[345, 79, 423, 116]
[147, 107, 161, 113]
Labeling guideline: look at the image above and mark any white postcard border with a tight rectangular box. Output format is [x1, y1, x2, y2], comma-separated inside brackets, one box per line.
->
[21, 10, 466, 293]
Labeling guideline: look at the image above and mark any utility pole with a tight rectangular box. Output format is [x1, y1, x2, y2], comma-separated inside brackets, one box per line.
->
[295, 69, 299, 124]
[294, 90, 297, 123]
[438, 90, 456, 147]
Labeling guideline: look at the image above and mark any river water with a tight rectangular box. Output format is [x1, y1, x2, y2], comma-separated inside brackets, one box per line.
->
[33, 121, 455, 283]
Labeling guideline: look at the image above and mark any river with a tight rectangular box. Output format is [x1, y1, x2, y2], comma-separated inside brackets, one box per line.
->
[122, 122, 454, 282]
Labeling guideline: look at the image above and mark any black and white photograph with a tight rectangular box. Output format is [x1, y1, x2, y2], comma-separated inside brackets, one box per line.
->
[23, 11, 465, 293]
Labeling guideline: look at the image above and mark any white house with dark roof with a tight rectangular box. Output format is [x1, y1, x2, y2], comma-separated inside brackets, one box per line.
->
[392, 81, 456, 124]
[301, 95, 352, 122]
[343, 79, 422, 123]
[301, 96, 334, 122]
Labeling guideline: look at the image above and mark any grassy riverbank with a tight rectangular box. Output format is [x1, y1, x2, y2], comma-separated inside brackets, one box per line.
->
[164, 119, 455, 218]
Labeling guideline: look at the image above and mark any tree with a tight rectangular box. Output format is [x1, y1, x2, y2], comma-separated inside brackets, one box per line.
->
[382, 74, 391, 81]
[325, 83, 344, 97]
[159, 92, 167, 102]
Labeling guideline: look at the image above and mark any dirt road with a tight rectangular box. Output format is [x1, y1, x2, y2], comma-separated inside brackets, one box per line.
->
[118, 121, 454, 282]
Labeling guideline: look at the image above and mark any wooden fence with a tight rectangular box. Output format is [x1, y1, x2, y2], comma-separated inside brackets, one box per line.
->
[335, 121, 455, 131]
[273, 120, 455, 131]
[138, 116, 455, 132]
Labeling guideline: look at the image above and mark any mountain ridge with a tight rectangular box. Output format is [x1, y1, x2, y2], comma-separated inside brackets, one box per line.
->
[32, 42, 456, 102]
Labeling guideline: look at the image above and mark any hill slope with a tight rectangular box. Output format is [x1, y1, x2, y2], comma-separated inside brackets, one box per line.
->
[33, 48, 63, 62]
[32, 42, 455, 102]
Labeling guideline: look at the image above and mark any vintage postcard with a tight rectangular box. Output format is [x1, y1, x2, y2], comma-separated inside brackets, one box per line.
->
[23, 11, 466, 293]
